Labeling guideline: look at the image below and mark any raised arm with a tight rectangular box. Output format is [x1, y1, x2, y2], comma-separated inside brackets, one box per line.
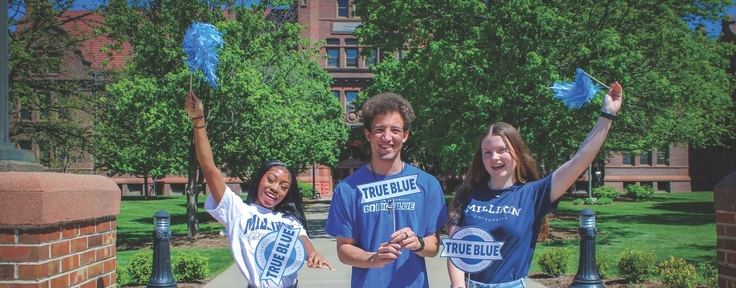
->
[550, 82, 623, 202]
[184, 91, 227, 204]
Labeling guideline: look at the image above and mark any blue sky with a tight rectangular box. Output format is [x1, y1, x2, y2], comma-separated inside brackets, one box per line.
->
[690, 5, 736, 37]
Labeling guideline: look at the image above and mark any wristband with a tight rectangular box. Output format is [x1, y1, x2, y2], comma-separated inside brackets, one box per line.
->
[191, 115, 205, 120]
[413, 236, 425, 252]
[600, 111, 617, 121]
[193, 123, 206, 129]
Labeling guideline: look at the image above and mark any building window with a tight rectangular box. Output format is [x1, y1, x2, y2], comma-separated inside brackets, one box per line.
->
[345, 48, 358, 67]
[20, 107, 30, 120]
[657, 182, 670, 192]
[656, 147, 669, 166]
[337, 0, 349, 17]
[622, 152, 633, 165]
[127, 184, 143, 196]
[640, 152, 651, 166]
[623, 182, 636, 191]
[345, 91, 358, 112]
[326, 38, 340, 45]
[18, 140, 32, 150]
[327, 48, 339, 67]
[170, 184, 185, 195]
[641, 181, 653, 189]
[332, 90, 340, 100]
[364, 48, 377, 67]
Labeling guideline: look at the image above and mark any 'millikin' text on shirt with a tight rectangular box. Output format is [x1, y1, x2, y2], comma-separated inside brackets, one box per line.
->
[357, 174, 422, 203]
[465, 204, 521, 216]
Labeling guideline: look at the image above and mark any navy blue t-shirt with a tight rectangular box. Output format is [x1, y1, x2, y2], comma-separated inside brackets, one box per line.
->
[325, 163, 448, 288]
[453, 174, 557, 283]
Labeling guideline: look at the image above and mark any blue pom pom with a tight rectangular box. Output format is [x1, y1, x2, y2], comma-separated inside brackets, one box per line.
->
[551, 68, 605, 109]
[183, 22, 224, 88]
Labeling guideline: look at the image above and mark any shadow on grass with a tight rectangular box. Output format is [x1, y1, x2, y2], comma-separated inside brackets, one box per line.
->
[649, 201, 714, 214]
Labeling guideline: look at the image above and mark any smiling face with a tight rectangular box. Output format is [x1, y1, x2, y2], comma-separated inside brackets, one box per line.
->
[365, 111, 409, 163]
[481, 134, 518, 190]
[254, 167, 292, 209]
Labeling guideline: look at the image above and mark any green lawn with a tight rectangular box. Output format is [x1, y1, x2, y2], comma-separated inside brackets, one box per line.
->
[117, 195, 228, 244]
[532, 191, 716, 277]
[117, 195, 244, 280]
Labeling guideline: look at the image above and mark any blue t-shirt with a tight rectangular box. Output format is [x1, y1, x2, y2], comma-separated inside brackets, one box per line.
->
[453, 174, 556, 283]
[325, 163, 449, 288]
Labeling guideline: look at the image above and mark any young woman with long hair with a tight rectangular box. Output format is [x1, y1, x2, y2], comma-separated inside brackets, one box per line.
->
[184, 91, 331, 288]
[447, 83, 623, 288]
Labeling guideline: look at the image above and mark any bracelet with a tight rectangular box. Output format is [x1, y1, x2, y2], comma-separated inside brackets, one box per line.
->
[191, 115, 205, 120]
[413, 236, 425, 252]
[600, 111, 617, 121]
[193, 123, 206, 129]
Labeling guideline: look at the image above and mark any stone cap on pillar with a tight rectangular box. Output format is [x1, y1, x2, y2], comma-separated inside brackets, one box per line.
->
[714, 172, 736, 211]
[0, 172, 120, 227]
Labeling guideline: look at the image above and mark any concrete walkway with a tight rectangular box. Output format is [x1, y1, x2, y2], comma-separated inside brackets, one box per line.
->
[204, 201, 546, 288]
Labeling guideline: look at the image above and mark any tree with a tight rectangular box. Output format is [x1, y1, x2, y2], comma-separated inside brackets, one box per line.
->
[8, 0, 103, 172]
[93, 76, 190, 199]
[354, 0, 736, 175]
[98, 0, 348, 237]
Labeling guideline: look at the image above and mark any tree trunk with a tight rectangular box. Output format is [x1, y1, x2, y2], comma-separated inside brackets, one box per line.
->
[144, 173, 149, 200]
[186, 132, 200, 237]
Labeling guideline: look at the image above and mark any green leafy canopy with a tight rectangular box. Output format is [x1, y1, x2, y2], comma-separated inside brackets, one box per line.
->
[355, 0, 736, 174]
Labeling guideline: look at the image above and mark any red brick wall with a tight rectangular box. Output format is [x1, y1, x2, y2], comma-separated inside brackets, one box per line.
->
[715, 172, 736, 287]
[0, 219, 117, 287]
[0, 172, 120, 288]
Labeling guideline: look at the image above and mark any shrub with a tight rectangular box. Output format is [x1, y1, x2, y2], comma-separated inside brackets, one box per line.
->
[573, 198, 585, 205]
[625, 184, 654, 201]
[696, 262, 718, 288]
[116, 264, 132, 287]
[298, 182, 315, 198]
[593, 186, 621, 200]
[128, 250, 154, 284]
[596, 252, 611, 279]
[658, 256, 698, 288]
[594, 197, 613, 205]
[537, 248, 572, 277]
[584, 198, 595, 205]
[617, 249, 657, 283]
[173, 251, 210, 283]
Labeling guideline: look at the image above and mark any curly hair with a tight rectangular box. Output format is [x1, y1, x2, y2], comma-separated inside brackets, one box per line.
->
[361, 92, 415, 131]
[245, 161, 308, 234]
[447, 122, 539, 228]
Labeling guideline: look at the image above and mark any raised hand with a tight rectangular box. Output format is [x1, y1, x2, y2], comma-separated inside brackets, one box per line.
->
[602, 82, 623, 115]
[184, 90, 205, 119]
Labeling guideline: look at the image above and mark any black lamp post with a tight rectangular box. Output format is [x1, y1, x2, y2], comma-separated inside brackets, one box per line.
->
[569, 208, 604, 288]
[147, 210, 177, 288]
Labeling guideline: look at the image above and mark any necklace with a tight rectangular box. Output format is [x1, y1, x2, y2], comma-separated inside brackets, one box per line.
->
[369, 161, 402, 232]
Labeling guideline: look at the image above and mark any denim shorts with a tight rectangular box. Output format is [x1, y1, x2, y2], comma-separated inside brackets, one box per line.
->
[466, 277, 526, 288]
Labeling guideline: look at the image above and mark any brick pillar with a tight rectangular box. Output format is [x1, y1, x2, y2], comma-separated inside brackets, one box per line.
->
[715, 172, 736, 288]
[0, 172, 120, 288]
